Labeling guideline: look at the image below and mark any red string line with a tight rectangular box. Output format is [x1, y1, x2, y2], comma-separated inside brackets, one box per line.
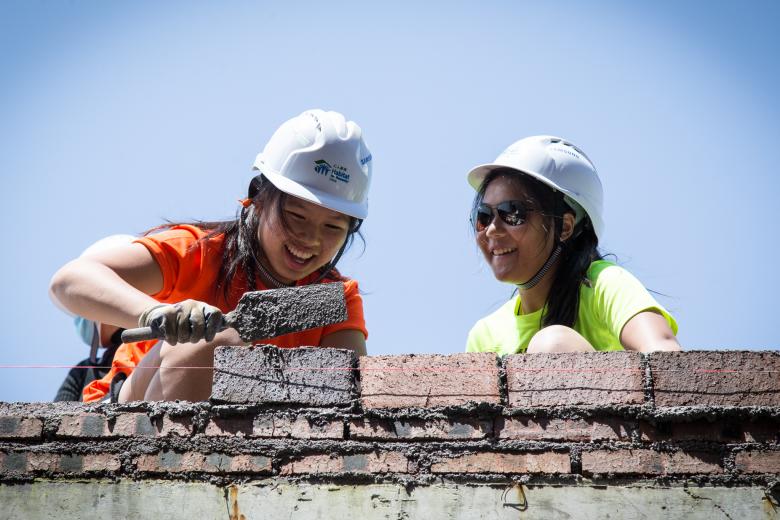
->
[0, 365, 776, 374]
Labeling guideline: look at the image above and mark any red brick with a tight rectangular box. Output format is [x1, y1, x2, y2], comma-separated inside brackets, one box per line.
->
[56, 414, 107, 437]
[505, 352, 644, 408]
[109, 413, 155, 437]
[137, 451, 197, 473]
[81, 454, 121, 472]
[25, 452, 121, 474]
[57, 413, 156, 437]
[590, 420, 635, 441]
[253, 415, 343, 439]
[350, 418, 491, 440]
[641, 421, 699, 442]
[663, 451, 722, 474]
[582, 449, 722, 475]
[205, 417, 254, 437]
[280, 452, 408, 475]
[25, 452, 59, 472]
[136, 450, 271, 474]
[0, 416, 43, 439]
[199, 453, 271, 473]
[0, 451, 27, 474]
[734, 451, 780, 474]
[431, 452, 570, 474]
[226, 454, 273, 473]
[639, 420, 778, 443]
[650, 351, 780, 407]
[497, 417, 633, 441]
[158, 415, 193, 436]
[359, 353, 500, 409]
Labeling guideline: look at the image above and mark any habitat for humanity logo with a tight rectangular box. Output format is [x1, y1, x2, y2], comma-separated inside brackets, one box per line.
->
[314, 160, 350, 184]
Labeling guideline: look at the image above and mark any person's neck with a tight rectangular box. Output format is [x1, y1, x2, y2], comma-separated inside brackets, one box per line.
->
[517, 263, 558, 315]
[256, 254, 295, 289]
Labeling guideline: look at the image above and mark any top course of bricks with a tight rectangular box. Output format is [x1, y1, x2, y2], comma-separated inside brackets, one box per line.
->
[210, 347, 780, 410]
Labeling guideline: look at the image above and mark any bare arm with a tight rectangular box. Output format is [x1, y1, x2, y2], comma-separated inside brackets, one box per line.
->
[49, 243, 164, 330]
[620, 311, 682, 352]
[321, 329, 367, 357]
[122, 328, 248, 402]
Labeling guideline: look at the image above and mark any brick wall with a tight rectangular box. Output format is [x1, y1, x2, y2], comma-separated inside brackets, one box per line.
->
[1, 348, 779, 485]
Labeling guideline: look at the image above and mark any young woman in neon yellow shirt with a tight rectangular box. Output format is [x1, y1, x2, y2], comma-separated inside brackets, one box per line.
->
[465, 136, 681, 355]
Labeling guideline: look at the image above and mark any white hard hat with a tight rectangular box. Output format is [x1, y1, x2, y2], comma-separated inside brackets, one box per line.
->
[251, 109, 372, 220]
[467, 135, 604, 241]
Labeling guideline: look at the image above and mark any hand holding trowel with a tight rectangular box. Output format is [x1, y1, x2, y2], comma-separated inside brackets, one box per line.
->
[121, 282, 347, 344]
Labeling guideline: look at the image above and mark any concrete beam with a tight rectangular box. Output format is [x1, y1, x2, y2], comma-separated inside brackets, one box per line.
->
[0, 480, 774, 520]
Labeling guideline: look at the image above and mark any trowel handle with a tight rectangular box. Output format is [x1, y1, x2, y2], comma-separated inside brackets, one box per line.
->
[121, 326, 161, 343]
[120, 318, 231, 344]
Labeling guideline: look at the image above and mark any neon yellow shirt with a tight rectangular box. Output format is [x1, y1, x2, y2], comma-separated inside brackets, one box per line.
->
[466, 260, 678, 355]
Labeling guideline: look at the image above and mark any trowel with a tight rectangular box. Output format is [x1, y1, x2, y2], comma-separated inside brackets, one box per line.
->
[120, 282, 347, 343]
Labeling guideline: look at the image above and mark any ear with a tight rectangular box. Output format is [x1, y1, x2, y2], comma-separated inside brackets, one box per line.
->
[560, 212, 576, 242]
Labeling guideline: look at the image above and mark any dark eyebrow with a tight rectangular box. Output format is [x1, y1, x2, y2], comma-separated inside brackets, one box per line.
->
[285, 198, 350, 225]
[327, 214, 350, 226]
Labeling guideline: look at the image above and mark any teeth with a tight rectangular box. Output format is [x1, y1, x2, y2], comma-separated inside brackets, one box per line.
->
[492, 247, 516, 256]
[287, 244, 315, 260]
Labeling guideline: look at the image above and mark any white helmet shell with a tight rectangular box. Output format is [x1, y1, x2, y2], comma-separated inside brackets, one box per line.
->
[252, 109, 372, 219]
[467, 135, 604, 241]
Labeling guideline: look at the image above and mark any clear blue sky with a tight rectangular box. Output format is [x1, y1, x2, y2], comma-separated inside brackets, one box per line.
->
[1, 1, 778, 402]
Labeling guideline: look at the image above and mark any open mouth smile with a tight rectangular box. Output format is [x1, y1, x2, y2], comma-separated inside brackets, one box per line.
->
[491, 247, 517, 256]
[284, 243, 317, 266]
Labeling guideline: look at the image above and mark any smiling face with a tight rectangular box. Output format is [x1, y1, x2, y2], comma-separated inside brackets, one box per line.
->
[476, 174, 557, 284]
[257, 195, 350, 284]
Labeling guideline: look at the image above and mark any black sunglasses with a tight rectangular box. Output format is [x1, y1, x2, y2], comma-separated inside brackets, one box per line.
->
[472, 200, 531, 231]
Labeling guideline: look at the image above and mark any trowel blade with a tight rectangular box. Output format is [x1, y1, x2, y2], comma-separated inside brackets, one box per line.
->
[227, 282, 348, 342]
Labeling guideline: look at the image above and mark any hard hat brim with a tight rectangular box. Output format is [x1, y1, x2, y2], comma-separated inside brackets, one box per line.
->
[466, 163, 604, 240]
[258, 168, 368, 220]
[467, 162, 577, 194]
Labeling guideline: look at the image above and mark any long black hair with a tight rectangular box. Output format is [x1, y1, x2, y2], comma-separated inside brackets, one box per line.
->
[472, 168, 601, 328]
[146, 175, 363, 301]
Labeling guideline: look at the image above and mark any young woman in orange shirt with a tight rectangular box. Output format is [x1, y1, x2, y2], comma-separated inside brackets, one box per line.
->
[50, 109, 373, 402]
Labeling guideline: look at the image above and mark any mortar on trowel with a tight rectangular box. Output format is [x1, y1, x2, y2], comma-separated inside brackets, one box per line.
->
[121, 282, 348, 343]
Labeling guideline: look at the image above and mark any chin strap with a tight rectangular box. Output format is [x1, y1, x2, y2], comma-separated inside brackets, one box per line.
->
[255, 239, 349, 288]
[256, 256, 293, 289]
[517, 243, 562, 291]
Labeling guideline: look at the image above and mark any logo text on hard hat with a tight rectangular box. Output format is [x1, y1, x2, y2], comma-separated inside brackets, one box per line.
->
[314, 160, 350, 184]
[360, 154, 372, 166]
[550, 147, 581, 160]
[314, 160, 331, 175]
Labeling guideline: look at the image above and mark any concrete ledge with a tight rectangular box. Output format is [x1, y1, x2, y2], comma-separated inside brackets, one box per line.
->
[0, 480, 774, 520]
